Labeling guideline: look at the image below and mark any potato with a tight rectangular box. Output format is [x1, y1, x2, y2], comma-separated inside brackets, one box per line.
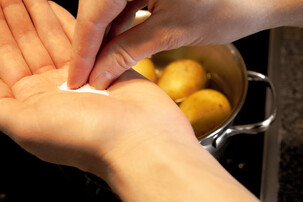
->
[132, 58, 157, 82]
[180, 89, 231, 137]
[157, 59, 207, 102]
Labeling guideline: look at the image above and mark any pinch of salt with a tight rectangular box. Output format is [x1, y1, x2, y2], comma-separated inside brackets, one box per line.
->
[58, 82, 109, 96]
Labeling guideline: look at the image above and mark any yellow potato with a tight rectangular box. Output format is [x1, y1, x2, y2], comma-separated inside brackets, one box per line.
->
[180, 89, 232, 138]
[132, 58, 157, 82]
[157, 59, 207, 102]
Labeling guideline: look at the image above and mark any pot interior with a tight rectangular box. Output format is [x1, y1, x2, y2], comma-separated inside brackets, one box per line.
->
[151, 44, 248, 139]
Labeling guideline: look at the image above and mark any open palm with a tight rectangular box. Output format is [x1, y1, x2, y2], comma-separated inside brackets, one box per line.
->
[0, 0, 194, 176]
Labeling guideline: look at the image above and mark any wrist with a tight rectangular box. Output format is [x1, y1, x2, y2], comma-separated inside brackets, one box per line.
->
[104, 133, 203, 201]
[95, 132, 257, 202]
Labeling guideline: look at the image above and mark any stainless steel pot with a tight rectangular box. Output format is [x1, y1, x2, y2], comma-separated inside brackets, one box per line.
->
[150, 44, 277, 155]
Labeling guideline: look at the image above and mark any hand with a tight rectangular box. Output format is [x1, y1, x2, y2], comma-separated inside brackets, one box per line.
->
[68, 0, 303, 90]
[0, 2, 259, 201]
[0, 0, 193, 177]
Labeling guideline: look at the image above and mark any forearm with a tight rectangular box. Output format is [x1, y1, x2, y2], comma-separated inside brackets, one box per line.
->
[95, 134, 259, 202]
[267, 0, 303, 28]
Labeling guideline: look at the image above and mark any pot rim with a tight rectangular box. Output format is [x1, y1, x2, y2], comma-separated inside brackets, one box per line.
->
[198, 44, 248, 141]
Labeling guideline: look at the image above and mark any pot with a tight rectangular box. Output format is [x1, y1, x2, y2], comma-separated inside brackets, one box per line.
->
[150, 44, 277, 156]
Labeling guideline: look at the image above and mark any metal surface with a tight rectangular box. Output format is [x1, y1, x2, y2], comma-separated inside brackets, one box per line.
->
[151, 44, 277, 155]
[261, 27, 303, 202]
[261, 28, 282, 202]
[213, 71, 277, 149]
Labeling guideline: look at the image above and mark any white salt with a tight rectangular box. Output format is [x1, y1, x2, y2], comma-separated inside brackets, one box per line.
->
[58, 82, 109, 96]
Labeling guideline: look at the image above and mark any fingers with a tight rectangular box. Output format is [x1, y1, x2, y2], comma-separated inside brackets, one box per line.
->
[48, 1, 76, 43]
[108, 0, 146, 39]
[89, 12, 183, 89]
[23, 0, 72, 69]
[0, 7, 32, 87]
[1, 0, 56, 74]
[67, 0, 128, 89]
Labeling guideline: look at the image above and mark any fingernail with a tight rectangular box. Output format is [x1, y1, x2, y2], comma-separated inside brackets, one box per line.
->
[91, 71, 115, 90]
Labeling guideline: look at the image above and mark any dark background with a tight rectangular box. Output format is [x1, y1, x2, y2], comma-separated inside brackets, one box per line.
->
[0, 1, 269, 201]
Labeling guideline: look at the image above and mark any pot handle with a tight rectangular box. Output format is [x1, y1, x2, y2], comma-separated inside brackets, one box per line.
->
[213, 71, 277, 148]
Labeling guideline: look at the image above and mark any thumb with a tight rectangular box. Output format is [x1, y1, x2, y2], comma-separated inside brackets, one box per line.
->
[89, 11, 184, 89]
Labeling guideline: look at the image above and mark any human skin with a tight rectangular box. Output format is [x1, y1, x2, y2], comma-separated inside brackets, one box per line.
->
[68, 0, 303, 90]
[0, 0, 259, 201]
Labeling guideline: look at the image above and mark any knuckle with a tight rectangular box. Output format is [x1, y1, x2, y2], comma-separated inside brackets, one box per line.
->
[157, 28, 185, 50]
[112, 44, 137, 71]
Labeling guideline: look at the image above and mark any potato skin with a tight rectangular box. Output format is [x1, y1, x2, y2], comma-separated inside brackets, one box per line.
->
[132, 58, 157, 82]
[180, 89, 231, 138]
[157, 59, 207, 101]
